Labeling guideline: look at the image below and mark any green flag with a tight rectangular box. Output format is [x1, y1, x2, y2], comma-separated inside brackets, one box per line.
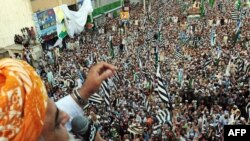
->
[146, 81, 151, 90]
[188, 78, 194, 89]
[110, 40, 114, 59]
[133, 71, 139, 81]
[200, 0, 205, 16]
[237, 0, 241, 11]
[209, 0, 215, 8]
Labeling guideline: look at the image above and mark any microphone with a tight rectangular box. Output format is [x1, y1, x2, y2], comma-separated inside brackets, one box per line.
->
[71, 116, 97, 141]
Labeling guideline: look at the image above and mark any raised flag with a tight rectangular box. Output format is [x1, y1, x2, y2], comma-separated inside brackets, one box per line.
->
[109, 36, 115, 59]
[231, 10, 238, 20]
[246, 102, 250, 120]
[156, 64, 171, 108]
[89, 93, 103, 104]
[200, 0, 205, 17]
[210, 27, 216, 46]
[155, 46, 159, 69]
[237, 0, 241, 11]
[143, 95, 151, 112]
[209, 0, 215, 8]
[156, 109, 172, 128]
[101, 80, 111, 107]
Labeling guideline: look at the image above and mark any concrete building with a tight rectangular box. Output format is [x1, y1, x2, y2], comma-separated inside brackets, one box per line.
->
[0, 0, 127, 48]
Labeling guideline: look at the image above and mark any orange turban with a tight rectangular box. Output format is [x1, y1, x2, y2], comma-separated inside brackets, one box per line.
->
[0, 58, 48, 141]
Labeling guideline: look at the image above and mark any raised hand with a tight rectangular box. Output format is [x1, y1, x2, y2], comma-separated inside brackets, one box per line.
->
[80, 62, 116, 99]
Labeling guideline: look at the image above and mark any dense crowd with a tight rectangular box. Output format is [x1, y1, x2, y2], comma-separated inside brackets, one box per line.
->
[16, 0, 250, 140]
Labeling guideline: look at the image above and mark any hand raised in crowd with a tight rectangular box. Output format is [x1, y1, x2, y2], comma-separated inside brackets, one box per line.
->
[80, 62, 117, 99]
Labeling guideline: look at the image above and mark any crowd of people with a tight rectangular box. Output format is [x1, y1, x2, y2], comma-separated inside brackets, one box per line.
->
[14, 0, 250, 140]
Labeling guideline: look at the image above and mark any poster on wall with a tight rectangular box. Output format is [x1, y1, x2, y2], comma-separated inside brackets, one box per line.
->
[33, 9, 57, 41]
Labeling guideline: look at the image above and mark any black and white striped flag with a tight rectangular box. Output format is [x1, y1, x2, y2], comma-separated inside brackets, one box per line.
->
[101, 80, 111, 107]
[156, 65, 171, 108]
[231, 10, 238, 21]
[143, 96, 151, 112]
[244, 63, 250, 76]
[232, 57, 245, 74]
[156, 109, 172, 128]
[73, 89, 103, 110]
[203, 58, 213, 68]
[114, 73, 120, 82]
[201, 113, 207, 131]
[174, 50, 185, 60]
[152, 124, 161, 132]
[215, 123, 222, 137]
[89, 93, 103, 104]
[128, 125, 144, 135]
[154, 87, 159, 93]
[246, 102, 250, 120]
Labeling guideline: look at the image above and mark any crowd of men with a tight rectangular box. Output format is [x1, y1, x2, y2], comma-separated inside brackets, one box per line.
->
[17, 0, 250, 140]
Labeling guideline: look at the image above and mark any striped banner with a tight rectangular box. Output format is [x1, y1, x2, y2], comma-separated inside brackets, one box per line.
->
[143, 95, 151, 112]
[232, 57, 245, 74]
[246, 102, 250, 120]
[156, 109, 172, 128]
[202, 58, 213, 68]
[174, 50, 185, 60]
[101, 80, 111, 107]
[89, 93, 103, 104]
[156, 64, 171, 108]
[231, 10, 238, 20]
[210, 27, 216, 46]
[128, 125, 144, 135]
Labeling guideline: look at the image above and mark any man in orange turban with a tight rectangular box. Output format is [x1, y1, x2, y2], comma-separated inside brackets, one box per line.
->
[0, 58, 116, 141]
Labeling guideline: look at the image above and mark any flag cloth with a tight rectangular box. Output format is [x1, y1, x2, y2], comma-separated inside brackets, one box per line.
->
[200, 0, 205, 16]
[202, 58, 212, 68]
[146, 80, 152, 90]
[155, 46, 159, 69]
[210, 27, 216, 46]
[110, 40, 115, 59]
[82, 93, 103, 109]
[188, 78, 194, 89]
[139, 57, 143, 69]
[101, 80, 111, 107]
[215, 123, 222, 137]
[231, 10, 238, 20]
[201, 114, 207, 131]
[237, 0, 241, 11]
[246, 103, 250, 120]
[60, 0, 93, 38]
[244, 64, 250, 76]
[209, 0, 215, 8]
[89, 93, 103, 104]
[156, 109, 172, 128]
[177, 68, 183, 84]
[128, 125, 144, 135]
[143, 95, 151, 112]
[152, 124, 161, 132]
[156, 64, 171, 108]
[133, 71, 139, 81]
[234, 57, 245, 74]
[174, 49, 185, 60]
[235, 18, 242, 34]
[216, 46, 222, 59]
